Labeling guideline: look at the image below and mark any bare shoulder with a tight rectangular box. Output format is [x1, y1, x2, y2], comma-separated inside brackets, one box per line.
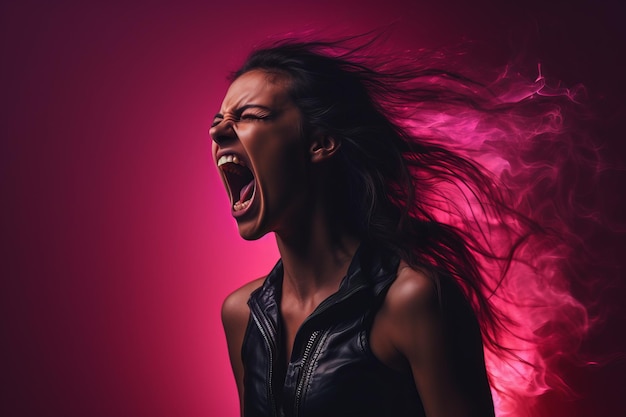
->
[377, 260, 445, 363]
[384, 260, 439, 318]
[370, 260, 440, 372]
[379, 261, 495, 416]
[221, 277, 265, 329]
[221, 276, 266, 411]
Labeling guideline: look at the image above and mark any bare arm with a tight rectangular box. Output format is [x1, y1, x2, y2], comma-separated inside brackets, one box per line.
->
[221, 278, 264, 416]
[381, 264, 495, 417]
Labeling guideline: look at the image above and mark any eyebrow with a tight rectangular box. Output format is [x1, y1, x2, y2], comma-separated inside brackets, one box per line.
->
[213, 104, 273, 119]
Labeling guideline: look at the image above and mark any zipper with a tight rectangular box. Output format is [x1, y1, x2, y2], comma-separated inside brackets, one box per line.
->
[299, 281, 368, 329]
[248, 285, 365, 417]
[293, 330, 322, 415]
[247, 258, 384, 416]
[291, 282, 371, 416]
[250, 301, 279, 417]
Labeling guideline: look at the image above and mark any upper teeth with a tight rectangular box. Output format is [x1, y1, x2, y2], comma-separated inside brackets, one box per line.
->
[217, 154, 246, 167]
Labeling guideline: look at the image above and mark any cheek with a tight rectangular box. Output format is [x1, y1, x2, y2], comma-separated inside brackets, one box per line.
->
[261, 151, 309, 213]
[245, 123, 305, 166]
[246, 133, 308, 193]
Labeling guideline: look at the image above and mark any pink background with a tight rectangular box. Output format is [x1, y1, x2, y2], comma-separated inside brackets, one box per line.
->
[3, 0, 625, 416]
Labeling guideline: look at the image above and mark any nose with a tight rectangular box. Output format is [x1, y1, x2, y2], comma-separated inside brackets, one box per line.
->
[209, 119, 236, 146]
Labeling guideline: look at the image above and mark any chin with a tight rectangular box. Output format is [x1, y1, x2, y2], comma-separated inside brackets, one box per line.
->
[238, 230, 267, 241]
[236, 219, 269, 241]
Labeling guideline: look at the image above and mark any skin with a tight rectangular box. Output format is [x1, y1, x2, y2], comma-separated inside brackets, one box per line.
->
[211, 70, 494, 417]
[210, 70, 311, 241]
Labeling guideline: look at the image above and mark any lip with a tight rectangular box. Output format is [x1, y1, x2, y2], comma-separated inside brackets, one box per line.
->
[215, 149, 250, 167]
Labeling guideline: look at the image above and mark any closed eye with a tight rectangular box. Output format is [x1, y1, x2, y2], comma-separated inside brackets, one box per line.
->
[211, 105, 273, 128]
[241, 113, 269, 121]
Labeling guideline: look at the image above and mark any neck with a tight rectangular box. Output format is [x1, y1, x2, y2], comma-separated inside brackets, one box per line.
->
[275, 211, 360, 306]
[274, 162, 362, 307]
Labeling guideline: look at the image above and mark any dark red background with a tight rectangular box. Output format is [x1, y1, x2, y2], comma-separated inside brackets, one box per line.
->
[2, 1, 625, 416]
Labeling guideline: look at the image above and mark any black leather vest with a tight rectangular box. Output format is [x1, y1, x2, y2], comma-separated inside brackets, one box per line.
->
[242, 245, 425, 417]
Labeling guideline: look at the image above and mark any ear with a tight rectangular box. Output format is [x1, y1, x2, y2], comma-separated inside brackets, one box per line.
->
[309, 135, 341, 163]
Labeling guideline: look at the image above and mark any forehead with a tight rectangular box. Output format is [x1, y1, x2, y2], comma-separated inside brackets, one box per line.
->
[220, 69, 292, 112]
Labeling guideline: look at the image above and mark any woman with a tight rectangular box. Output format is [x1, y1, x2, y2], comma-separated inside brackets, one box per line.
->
[210, 38, 579, 417]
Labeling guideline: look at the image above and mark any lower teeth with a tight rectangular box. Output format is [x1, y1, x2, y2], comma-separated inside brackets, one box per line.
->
[234, 199, 251, 211]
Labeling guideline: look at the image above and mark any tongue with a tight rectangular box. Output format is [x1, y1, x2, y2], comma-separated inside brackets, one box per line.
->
[239, 180, 255, 203]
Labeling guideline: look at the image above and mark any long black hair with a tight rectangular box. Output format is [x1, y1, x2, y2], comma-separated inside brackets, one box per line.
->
[232, 36, 594, 415]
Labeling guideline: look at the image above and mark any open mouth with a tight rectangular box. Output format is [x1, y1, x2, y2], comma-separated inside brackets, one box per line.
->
[217, 154, 256, 213]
